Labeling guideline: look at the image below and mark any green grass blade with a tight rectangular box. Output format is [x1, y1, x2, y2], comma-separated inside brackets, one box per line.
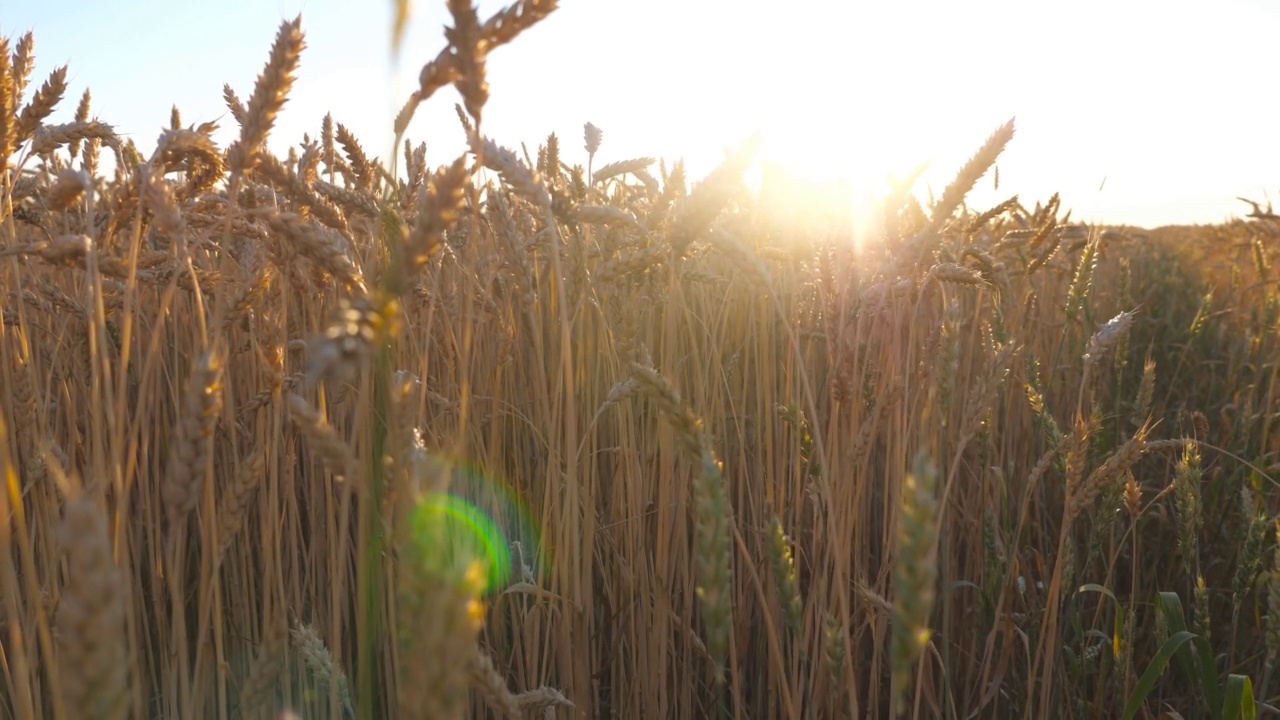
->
[1121, 630, 1198, 720]
[1156, 591, 1221, 712]
[1222, 674, 1256, 720]
[1078, 583, 1117, 601]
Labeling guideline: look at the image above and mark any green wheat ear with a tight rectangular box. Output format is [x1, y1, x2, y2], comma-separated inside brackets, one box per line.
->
[393, 496, 490, 720]
[694, 447, 734, 686]
[767, 514, 804, 636]
[891, 452, 939, 718]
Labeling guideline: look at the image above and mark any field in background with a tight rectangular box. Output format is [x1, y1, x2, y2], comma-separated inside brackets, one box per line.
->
[2, 3, 1279, 719]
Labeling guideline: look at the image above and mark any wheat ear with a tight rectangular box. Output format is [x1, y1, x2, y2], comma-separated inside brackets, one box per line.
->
[14, 64, 67, 146]
[227, 16, 305, 176]
[0, 36, 14, 176]
[163, 345, 225, 525]
[55, 490, 130, 720]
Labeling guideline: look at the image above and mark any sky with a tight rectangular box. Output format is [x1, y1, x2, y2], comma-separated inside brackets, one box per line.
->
[4, 0, 1279, 230]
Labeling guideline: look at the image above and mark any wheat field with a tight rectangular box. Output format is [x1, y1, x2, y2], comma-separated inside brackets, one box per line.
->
[1, 2, 1278, 719]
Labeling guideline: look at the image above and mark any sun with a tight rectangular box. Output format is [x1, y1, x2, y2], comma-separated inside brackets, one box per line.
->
[749, 118, 924, 251]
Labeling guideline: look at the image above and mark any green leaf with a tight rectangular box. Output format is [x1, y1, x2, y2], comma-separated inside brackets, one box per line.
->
[1157, 591, 1188, 633]
[943, 579, 980, 597]
[1121, 630, 1198, 720]
[1156, 591, 1221, 713]
[1222, 674, 1256, 720]
[1078, 583, 1117, 602]
[1077, 583, 1124, 659]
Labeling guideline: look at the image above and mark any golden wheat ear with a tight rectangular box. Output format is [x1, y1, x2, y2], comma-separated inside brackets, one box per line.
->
[227, 15, 305, 177]
[162, 345, 225, 527]
[0, 35, 14, 176]
[55, 489, 130, 720]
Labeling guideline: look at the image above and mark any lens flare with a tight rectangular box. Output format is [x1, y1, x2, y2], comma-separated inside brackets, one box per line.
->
[403, 457, 544, 596]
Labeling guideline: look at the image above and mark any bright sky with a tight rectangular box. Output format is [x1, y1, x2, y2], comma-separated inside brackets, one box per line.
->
[5, 0, 1279, 229]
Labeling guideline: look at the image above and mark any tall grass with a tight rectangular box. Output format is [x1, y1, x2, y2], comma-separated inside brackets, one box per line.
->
[1, 3, 1277, 718]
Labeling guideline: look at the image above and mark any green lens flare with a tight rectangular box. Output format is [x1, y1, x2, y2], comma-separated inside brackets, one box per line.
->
[402, 456, 547, 596]
[406, 492, 510, 593]
[447, 461, 545, 581]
